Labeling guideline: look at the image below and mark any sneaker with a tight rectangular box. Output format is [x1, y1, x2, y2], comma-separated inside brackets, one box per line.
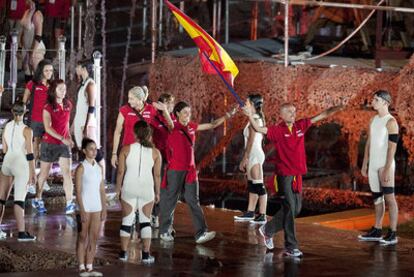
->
[27, 185, 36, 195]
[151, 215, 159, 228]
[34, 199, 47, 214]
[195, 231, 216, 244]
[65, 202, 76, 215]
[258, 225, 274, 250]
[160, 232, 174, 242]
[43, 182, 51, 192]
[250, 214, 267, 225]
[87, 270, 103, 277]
[31, 198, 39, 209]
[142, 254, 155, 264]
[0, 229, 7, 239]
[379, 230, 398, 245]
[358, 227, 383, 241]
[119, 250, 128, 261]
[234, 211, 255, 221]
[17, 231, 36, 242]
[284, 248, 303, 258]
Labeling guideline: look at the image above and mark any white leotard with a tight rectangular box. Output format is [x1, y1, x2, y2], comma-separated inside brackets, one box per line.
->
[243, 114, 265, 180]
[73, 78, 98, 149]
[368, 114, 395, 192]
[80, 160, 102, 212]
[122, 143, 154, 199]
[1, 120, 29, 201]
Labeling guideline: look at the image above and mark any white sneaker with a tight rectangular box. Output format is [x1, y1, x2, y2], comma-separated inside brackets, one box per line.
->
[43, 182, 51, 192]
[142, 255, 155, 264]
[27, 185, 36, 194]
[0, 229, 7, 239]
[196, 231, 216, 244]
[160, 232, 174, 242]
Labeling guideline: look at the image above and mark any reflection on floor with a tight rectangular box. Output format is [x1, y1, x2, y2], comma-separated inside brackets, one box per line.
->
[1, 202, 414, 276]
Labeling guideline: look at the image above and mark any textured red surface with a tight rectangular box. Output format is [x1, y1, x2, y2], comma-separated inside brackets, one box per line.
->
[149, 55, 414, 177]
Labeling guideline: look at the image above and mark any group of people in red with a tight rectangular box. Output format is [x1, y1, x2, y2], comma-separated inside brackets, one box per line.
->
[0, 56, 401, 276]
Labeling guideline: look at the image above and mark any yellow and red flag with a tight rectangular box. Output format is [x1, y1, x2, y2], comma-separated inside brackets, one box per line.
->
[165, 0, 239, 87]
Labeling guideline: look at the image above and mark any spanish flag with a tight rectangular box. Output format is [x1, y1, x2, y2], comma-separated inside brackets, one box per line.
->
[165, 0, 239, 86]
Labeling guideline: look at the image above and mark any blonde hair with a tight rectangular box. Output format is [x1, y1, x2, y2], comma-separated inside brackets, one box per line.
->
[129, 85, 149, 101]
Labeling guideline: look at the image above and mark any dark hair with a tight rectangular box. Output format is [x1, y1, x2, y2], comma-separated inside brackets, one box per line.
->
[158, 93, 174, 103]
[173, 101, 190, 117]
[248, 94, 265, 125]
[33, 59, 53, 84]
[12, 101, 26, 116]
[81, 138, 96, 150]
[77, 59, 94, 77]
[134, 121, 153, 148]
[47, 79, 71, 109]
[374, 90, 392, 105]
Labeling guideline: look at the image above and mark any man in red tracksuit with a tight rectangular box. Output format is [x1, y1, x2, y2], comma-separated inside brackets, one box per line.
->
[244, 102, 342, 258]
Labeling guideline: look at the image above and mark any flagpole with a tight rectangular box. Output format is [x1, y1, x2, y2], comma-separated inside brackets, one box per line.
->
[201, 52, 244, 107]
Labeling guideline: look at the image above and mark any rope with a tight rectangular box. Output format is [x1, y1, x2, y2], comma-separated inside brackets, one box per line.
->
[305, 0, 385, 61]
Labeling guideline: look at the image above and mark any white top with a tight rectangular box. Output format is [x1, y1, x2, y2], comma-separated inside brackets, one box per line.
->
[369, 113, 395, 168]
[3, 120, 27, 156]
[243, 114, 264, 154]
[123, 143, 154, 195]
[80, 159, 102, 212]
[74, 78, 97, 128]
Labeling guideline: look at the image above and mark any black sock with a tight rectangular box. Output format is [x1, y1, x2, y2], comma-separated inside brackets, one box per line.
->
[142, 251, 149, 259]
[18, 231, 26, 236]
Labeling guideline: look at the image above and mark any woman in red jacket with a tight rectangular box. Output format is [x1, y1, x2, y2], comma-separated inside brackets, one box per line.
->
[159, 101, 236, 244]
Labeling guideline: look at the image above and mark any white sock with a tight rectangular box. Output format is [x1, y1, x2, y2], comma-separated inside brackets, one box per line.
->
[86, 264, 93, 271]
[79, 264, 85, 271]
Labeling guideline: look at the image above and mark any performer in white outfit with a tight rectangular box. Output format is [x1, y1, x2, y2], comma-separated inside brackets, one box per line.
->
[20, 0, 46, 81]
[73, 60, 105, 178]
[115, 121, 161, 264]
[234, 94, 267, 224]
[75, 138, 106, 277]
[359, 90, 399, 245]
[0, 102, 36, 241]
[73, 60, 99, 149]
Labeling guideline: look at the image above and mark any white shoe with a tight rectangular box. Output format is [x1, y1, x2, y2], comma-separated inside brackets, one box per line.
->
[43, 182, 51, 192]
[160, 232, 174, 242]
[196, 231, 216, 244]
[142, 255, 155, 264]
[27, 185, 36, 194]
[0, 229, 7, 239]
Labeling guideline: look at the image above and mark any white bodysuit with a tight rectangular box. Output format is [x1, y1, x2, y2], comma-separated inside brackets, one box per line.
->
[243, 114, 265, 181]
[368, 114, 395, 192]
[121, 143, 155, 211]
[1, 120, 29, 201]
[73, 78, 98, 149]
[80, 160, 102, 212]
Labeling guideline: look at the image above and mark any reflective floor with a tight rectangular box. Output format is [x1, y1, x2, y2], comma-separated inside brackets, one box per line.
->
[1, 203, 414, 276]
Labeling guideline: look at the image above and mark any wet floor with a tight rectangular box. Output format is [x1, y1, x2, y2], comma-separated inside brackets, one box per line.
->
[1, 203, 414, 276]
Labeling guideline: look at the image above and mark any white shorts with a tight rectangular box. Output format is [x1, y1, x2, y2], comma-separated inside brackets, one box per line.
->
[368, 164, 395, 192]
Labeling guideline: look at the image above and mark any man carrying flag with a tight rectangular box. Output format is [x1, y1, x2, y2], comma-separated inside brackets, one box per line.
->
[243, 102, 343, 258]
